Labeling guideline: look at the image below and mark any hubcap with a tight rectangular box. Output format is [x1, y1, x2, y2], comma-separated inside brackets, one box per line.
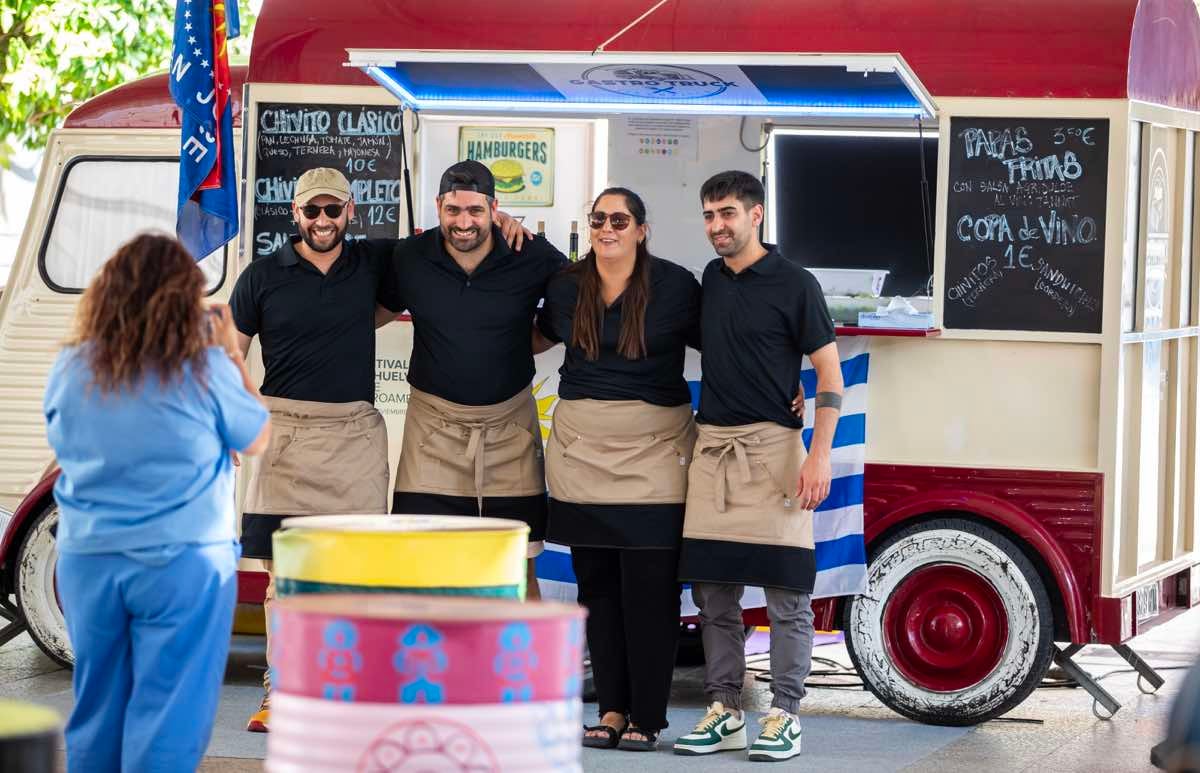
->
[882, 563, 1009, 692]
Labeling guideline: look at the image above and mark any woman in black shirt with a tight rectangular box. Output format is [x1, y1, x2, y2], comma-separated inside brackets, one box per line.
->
[537, 187, 700, 751]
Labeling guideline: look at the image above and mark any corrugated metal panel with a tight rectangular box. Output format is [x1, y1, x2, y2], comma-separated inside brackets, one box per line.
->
[0, 291, 76, 502]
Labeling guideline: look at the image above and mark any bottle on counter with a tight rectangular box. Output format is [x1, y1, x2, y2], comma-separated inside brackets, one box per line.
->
[568, 220, 579, 262]
[537, 220, 545, 238]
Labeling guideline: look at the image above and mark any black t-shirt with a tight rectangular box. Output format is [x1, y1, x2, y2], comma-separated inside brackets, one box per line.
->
[391, 228, 567, 406]
[697, 247, 836, 428]
[230, 237, 404, 404]
[537, 257, 700, 407]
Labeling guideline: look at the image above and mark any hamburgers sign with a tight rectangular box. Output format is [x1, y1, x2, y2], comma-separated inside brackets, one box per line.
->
[458, 126, 555, 206]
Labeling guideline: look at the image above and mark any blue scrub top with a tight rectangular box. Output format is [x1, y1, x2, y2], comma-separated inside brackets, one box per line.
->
[44, 345, 269, 555]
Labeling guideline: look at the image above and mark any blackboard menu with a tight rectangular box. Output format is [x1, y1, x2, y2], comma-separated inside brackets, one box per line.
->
[943, 117, 1109, 333]
[252, 103, 405, 258]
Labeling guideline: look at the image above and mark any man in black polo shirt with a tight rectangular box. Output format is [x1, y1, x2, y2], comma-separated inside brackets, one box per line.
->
[389, 160, 567, 600]
[674, 171, 843, 762]
[230, 167, 404, 732]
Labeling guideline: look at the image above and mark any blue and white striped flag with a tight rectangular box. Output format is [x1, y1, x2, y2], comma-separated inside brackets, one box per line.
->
[533, 337, 870, 608]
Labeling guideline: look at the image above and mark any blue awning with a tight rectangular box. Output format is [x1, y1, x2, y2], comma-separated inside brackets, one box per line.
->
[347, 52, 936, 118]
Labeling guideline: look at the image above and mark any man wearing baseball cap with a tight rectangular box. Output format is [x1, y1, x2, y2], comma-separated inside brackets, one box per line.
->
[388, 160, 567, 597]
[228, 166, 405, 732]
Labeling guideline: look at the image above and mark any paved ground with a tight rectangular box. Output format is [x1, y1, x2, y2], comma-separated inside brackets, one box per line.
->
[2, 607, 1196, 771]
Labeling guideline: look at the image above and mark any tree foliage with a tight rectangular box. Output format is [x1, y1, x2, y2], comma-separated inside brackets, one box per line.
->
[0, 1, 255, 162]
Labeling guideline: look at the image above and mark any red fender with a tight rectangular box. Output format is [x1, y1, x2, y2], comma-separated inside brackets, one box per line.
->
[0, 470, 60, 569]
[0, 469, 271, 606]
[864, 488, 1091, 643]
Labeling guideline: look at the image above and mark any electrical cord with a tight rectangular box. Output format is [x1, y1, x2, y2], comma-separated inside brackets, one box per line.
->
[740, 116, 770, 153]
[747, 654, 864, 690]
[743, 655, 1190, 693]
[916, 116, 934, 293]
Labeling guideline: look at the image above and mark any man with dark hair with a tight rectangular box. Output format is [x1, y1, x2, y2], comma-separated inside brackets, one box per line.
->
[674, 169, 843, 762]
[388, 160, 567, 598]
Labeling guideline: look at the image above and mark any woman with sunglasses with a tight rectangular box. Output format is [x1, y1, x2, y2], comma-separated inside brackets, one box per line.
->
[536, 188, 700, 752]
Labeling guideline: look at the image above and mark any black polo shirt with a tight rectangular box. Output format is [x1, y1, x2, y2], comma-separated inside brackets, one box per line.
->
[392, 227, 567, 406]
[697, 247, 836, 428]
[537, 257, 700, 406]
[230, 237, 404, 404]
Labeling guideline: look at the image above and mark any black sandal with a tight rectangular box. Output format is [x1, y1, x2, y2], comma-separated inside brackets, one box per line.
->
[582, 717, 627, 749]
[617, 725, 659, 752]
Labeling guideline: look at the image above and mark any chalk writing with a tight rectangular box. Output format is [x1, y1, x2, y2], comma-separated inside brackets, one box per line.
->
[944, 118, 1108, 333]
[253, 102, 405, 258]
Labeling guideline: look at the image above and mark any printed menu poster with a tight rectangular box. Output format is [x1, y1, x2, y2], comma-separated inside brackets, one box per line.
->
[458, 126, 555, 207]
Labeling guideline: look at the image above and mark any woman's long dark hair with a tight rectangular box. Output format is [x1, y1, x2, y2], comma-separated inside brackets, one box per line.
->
[70, 233, 209, 392]
[568, 187, 652, 361]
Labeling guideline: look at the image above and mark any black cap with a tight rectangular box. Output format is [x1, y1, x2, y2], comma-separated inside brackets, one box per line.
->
[438, 160, 495, 198]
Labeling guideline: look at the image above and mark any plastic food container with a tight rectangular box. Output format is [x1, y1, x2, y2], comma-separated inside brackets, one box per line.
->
[809, 268, 890, 297]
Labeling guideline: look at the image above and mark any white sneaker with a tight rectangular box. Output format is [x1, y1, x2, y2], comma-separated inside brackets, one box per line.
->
[673, 701, 748, 755]
[748, 707, 802, 762]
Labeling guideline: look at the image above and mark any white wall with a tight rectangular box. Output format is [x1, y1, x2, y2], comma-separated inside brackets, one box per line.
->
[605, 116, 763, 274]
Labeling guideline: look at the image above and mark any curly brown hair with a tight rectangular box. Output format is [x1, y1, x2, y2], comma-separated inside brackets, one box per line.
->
[70, 233, 210, 392]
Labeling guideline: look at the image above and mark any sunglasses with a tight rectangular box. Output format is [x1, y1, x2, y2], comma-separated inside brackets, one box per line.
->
[588, 211, 633, 231]
[299, 201, 348, 219]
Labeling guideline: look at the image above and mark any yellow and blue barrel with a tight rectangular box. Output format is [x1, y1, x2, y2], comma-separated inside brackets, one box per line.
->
[271, 515, 530, 600]
[0, 699, 60, 773]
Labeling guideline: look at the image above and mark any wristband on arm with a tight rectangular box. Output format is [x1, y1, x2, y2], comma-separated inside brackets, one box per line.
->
[814, 392, 842, 411]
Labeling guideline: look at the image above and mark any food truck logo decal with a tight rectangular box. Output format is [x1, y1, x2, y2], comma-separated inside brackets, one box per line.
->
[572, 64, 734, 100]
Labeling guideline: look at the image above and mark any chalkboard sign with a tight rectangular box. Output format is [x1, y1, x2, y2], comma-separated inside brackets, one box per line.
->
[943, 117, 1109, 333]
[252, 103, 405, 259]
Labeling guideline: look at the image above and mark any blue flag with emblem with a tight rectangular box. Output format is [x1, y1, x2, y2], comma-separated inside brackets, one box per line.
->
[169, 0, 240, 260]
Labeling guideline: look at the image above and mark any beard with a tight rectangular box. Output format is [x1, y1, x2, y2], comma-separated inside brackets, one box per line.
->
[441, 223, 490, 253]
[300, 220, 347, 253]
[710, 229, 747, 257]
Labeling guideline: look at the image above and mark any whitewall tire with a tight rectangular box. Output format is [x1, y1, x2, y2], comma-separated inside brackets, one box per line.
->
[844, 518, 1053, 725]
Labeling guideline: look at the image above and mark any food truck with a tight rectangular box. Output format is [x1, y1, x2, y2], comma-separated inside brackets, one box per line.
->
[1, 0, 1198, 727]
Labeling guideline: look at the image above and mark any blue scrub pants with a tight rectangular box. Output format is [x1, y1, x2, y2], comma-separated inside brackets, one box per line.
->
[56, 542, 239, 773]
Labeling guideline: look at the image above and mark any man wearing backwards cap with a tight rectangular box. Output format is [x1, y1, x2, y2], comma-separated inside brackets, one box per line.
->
[387, 160, 567, 599]
[229, 167, 405, 733]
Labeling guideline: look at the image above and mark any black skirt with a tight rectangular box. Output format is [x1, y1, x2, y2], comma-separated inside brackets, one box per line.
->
[391, 491, 548, 542]
[547, 499, 684, 550]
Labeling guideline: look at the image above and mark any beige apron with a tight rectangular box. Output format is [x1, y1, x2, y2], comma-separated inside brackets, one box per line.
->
[394, 387, 546, 511]
[546, 399, 696, 504]
[682, 421, 813, 550]
[244, 396, 390, 517]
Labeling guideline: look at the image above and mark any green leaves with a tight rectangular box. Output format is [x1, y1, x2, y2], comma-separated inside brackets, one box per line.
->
[0, 0, 256, 164]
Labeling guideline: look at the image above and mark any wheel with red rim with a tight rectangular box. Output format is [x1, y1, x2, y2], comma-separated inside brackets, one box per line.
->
[844, 518, 1053, 726]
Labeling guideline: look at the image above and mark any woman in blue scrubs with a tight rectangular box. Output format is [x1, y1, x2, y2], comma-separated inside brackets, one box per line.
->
[43, 233, 271, 773]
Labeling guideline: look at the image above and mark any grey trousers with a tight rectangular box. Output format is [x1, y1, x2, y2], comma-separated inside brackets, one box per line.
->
[692, 583, 815, 715]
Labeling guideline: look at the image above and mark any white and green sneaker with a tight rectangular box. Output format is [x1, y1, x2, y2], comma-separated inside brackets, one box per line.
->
[673, 701, 747, 756]
[748, 708, 802, 762]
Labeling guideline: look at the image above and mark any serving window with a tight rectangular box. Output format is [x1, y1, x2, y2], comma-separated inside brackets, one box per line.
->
[766, 127, 938, 318]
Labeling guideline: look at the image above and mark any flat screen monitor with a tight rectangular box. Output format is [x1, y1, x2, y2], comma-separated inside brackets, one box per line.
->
[769, 129, 938, 297]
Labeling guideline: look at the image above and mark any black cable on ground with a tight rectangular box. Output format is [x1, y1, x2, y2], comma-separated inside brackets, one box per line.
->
[741, 657, 1191, 693]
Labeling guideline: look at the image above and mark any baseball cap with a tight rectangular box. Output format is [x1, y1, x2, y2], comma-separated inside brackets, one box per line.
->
[294, 167, 351, 204]
[438, 160, 495, 198]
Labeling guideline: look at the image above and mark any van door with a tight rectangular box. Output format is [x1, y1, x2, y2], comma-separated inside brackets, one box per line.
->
[0, 131, 234, 513]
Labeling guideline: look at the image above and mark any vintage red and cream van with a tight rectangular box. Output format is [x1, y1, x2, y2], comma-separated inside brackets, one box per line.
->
[1, 0, 1198, 726]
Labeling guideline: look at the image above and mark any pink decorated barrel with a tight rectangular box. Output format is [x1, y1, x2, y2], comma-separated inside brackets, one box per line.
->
[265, 594, 585, 773]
